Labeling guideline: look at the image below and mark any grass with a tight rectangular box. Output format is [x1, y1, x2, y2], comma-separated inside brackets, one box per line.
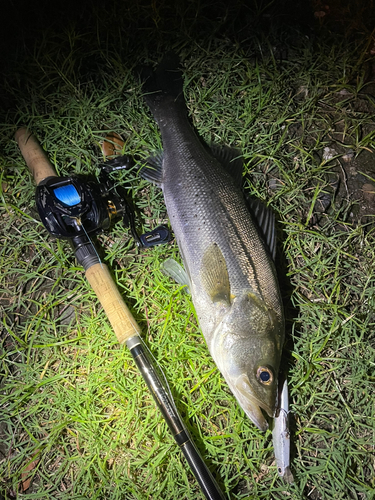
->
[1, 0, 375, 498]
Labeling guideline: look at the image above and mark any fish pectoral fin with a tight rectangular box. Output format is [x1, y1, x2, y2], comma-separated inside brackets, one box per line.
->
[161, 258, 191, 294]
[200, 243, 231, 306]
[234, 373, 270, 431]
[140, 151, 164, 185]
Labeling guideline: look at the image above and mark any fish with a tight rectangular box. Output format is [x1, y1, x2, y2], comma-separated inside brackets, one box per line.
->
[138, 53, 285, 432]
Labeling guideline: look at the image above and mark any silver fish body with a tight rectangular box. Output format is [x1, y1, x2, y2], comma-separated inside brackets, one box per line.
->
[140, 55, 285, 431]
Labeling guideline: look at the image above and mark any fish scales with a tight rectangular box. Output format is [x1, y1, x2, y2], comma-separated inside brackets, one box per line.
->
[155, 100, 282, 328]
[140, 55, 284, 431]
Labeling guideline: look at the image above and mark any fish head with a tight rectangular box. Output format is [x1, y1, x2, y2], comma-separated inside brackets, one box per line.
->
[211, 292, 283, 431]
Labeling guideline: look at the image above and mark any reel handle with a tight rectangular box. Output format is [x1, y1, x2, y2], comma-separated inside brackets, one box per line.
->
[15, 127, 58, 184]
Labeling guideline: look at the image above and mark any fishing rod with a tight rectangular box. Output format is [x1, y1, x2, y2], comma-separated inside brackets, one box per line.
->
[15, 127, 226, 500]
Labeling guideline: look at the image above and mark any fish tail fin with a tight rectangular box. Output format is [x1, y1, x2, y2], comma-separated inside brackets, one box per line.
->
[138, 53, 186, 119]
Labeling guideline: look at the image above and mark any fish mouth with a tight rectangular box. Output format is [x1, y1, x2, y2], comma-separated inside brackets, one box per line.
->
[234, 374, 274, 432]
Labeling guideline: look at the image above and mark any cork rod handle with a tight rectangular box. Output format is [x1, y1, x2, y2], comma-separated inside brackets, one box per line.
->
[15, 127, 57, 184]
[86, 263, 141, 344]
[15, 127, 141, 344]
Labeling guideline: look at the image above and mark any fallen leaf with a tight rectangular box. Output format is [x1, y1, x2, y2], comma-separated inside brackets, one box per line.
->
[21, 453, 40, 492]
[101, 132, 125, 158]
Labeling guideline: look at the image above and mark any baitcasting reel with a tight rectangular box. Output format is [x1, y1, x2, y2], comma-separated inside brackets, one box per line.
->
[35, 155, 170, 269]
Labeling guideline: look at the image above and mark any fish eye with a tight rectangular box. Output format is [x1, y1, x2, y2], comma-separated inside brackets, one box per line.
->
[256, 366, 273, 385]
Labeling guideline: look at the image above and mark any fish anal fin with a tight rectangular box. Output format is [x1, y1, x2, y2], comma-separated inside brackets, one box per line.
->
[140, 151, 164, 185]
[200, 243, 231, 306]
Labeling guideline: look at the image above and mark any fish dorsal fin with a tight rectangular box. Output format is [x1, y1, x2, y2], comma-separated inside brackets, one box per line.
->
[209, 145, 243, 187]
[140, 151, 164, 185]
[200, 243, 231, 306]
[246, 197, 276, 261]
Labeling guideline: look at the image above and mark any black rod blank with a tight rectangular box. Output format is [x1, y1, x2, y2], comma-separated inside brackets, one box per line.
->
[126, 336, 226, 500]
